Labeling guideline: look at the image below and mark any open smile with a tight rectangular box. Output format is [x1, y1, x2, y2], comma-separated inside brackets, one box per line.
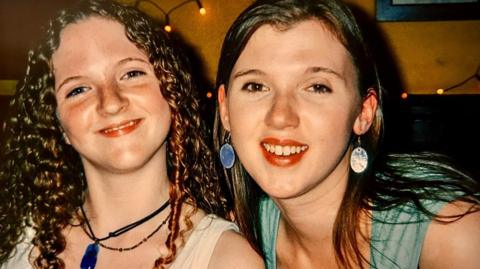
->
[98, 118, 143, 137]
[260, 138, 309, 167]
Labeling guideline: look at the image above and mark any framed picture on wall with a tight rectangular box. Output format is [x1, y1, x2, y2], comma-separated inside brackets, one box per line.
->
[376, 0, 480, 21]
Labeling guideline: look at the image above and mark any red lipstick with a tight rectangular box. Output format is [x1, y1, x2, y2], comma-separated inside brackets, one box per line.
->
[260, 137, 308, 167]
[98, 119, 143, 138]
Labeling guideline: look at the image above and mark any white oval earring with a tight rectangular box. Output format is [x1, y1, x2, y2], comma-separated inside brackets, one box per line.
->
[350, 136, 368, 173]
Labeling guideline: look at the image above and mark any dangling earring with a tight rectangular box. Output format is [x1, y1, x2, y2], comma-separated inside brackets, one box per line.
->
[350, 136, 368, 173]
[219, 133, 235, 169]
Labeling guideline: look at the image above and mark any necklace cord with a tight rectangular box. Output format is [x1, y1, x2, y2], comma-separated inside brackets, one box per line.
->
[80, 199, 170, 242]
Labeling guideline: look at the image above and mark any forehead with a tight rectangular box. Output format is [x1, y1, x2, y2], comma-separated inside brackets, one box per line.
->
[233, 19, 355, 81]
[51, 16, 146, 73]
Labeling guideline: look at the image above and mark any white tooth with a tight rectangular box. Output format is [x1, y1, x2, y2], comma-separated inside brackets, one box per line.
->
[265, 144, 271, 153]
[296, 146, 301, 153]
[275, 145, 282, 155]
[301, 146, 307, 151]
[283, 146, 291, 156]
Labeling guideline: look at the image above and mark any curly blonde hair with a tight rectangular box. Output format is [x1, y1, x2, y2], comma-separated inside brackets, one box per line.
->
[0, 1, 228, 268]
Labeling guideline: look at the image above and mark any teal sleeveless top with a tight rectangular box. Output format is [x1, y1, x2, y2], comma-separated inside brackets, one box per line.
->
[259, 196, 448, 269]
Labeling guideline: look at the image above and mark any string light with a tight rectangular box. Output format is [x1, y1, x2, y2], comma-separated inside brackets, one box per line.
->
[164, 14, 172, 32]
[206, 91, 213, 98]
[401, 92, 408, 100]
[195, 0, 206, 15]
[441, 65, 480, 94]
[134, 0, 205, 32]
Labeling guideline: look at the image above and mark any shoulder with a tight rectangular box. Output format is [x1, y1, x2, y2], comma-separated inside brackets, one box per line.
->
[208, 229, 264, 269]
[1, 226, 34, 269]
[420, 200, 480, 269]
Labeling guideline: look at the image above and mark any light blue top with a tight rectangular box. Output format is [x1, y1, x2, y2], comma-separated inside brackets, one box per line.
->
[259, 196, 447, 269]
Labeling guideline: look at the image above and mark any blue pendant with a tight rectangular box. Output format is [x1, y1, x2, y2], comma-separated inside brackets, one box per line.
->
[220, 143, 235, 169]
[80, 243, 99, 269]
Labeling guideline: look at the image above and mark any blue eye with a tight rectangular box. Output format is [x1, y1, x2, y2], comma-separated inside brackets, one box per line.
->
[309, 84, 332, 94]
[242, 82, 267, 92]
[122, 70, 146, 80]
[66, 86, 89, 98]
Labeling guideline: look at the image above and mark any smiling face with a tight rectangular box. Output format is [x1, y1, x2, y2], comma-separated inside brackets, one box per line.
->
[219, 19, 376, 199]
[53, 16, 171, 174]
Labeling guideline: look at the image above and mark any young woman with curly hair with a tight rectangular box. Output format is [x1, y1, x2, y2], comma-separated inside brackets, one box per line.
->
[214, 0, 480, 268]
[0, 1, 263, 268]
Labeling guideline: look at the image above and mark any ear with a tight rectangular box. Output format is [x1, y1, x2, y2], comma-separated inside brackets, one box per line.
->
[218, 84, 231, 132]
[56, 110, 71, 145]
[353, 88, 378, 136]
[62, 132, 71, 145]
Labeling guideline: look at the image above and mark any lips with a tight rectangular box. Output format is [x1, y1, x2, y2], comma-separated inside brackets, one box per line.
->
[98, 118, 143, 137]
[260, 137, 308, 167]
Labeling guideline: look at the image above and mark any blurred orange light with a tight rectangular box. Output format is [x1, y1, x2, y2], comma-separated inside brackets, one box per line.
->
[199, 7, 206, 15]
[206, 92, 213, 98]
[436, 88, 444, 95]
[164, 25, 172, 32]
[401, 92, 408, 99]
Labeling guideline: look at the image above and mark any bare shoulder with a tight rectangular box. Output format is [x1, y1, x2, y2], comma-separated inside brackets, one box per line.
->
[208, 229, 265, 269]
[420, 200, 480, 269]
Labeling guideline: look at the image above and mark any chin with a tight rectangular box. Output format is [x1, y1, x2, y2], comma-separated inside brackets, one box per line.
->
[256, 177, 305, 200]
[97, 151, 153, 173]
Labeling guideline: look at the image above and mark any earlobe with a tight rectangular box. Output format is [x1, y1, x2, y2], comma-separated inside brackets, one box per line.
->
[62, 132, 71, 145]
[56, 110, 71, 145]
[218, 85, 231, 132]
[353, 89, 378, 135]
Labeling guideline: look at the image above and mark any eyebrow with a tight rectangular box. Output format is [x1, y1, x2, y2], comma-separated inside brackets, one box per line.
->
[56, 75, 82, 92]
[232, 66, 343, 80]
[55, 57, 150, 92]
[117, 57, 150, 66]
[232, 69, 266, 79]
[305, 66, 343, 79]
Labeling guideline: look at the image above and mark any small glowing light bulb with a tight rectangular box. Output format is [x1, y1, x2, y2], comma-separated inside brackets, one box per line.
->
[164, 25, 172, 32]
[401, 92, 408, 99]
[199, 7, 206, 15]
[436, 88, 444, 95]
[206, 91, 213, 98]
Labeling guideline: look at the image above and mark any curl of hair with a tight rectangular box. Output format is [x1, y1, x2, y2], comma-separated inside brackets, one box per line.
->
[0, 1, 228, 268]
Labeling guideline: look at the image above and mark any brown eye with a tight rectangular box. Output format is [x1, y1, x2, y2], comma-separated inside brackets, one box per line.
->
[121, 70, 146, 80]
[309, 84, 332, 94]
[242, 82, 267, 92]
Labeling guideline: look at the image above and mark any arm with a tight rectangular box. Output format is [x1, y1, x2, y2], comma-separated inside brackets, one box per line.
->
[420, 201, 480, 269]
[208, 230, 265, 269]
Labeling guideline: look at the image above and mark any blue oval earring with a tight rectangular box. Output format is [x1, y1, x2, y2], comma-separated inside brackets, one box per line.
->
[220, 133, 235, 169]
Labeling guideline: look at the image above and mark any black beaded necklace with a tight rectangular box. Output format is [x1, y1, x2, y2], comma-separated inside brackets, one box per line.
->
[79, 199, 170, 269]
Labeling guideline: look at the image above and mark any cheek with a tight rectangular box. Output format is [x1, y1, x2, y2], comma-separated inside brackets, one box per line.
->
[146, 95, 172, 131]
[57, 104, 92, 136]
[303, 100, 357, 138]
[227, 99, 260, 135]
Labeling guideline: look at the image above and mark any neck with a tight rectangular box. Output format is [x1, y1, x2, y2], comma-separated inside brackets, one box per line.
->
[81, 149, 170, 235]
[274, 154, 350, 247]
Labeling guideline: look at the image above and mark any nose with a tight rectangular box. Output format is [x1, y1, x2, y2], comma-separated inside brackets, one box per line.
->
[96, 82, 129, 116]
[264, 92, 299, 129]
